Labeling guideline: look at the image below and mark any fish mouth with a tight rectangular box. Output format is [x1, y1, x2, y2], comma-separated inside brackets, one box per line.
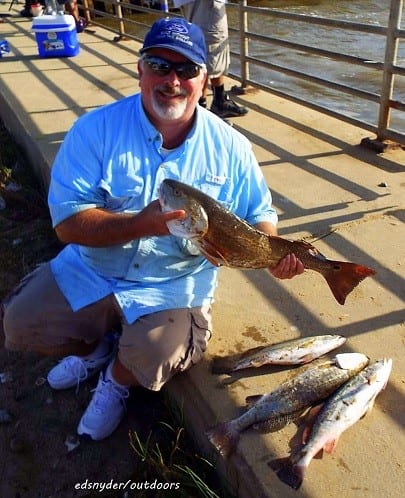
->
[158, 184, 164, 204]
[158, 183, 168, 212]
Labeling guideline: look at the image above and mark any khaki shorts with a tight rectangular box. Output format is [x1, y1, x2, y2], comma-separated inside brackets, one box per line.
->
[2, 263, 212, 391]
[182, 0, 230, 78]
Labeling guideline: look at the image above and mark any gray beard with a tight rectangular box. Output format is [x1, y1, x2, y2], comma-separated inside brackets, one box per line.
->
[151, 93, 188, 120]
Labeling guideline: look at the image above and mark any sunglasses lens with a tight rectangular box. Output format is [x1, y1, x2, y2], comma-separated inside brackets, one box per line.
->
[143, 57, 201, 80]
[145, 59, 171, 76]
[176, 65, 200, 80]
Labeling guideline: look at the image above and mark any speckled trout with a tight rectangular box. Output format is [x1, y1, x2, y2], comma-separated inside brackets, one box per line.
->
[211, 335, 346, 374]
[269, 358, 392, 489]
[205, 353, 369, 458]
[159, 179, 375, 305]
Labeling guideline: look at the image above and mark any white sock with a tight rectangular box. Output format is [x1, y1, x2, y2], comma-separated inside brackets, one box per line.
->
[104, 361, 129, 389]
[83, 336, 111, 361]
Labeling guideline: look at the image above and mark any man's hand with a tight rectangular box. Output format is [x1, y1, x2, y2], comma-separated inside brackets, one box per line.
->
[269, 253, 305, 280]
[55, 200, 186, 247]
[136, 199, 186, 236]
[253, 222, 305, 279]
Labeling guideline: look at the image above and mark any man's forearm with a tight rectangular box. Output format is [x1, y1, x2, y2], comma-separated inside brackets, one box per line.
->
[54, 201, 186, 247]
[55, 209, 149, 247]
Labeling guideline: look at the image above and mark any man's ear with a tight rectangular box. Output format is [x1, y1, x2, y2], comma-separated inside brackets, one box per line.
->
[138, 59, 144, 81]
[201, 71, 208, 92]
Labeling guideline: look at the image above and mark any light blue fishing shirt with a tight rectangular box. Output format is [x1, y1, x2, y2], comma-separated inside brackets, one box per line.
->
[48, 94, 278, 324]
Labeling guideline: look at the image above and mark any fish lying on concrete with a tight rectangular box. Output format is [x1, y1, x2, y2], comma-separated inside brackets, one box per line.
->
[211, 335, 346, 374]
[159, 179, 375, 305]
[269, 358, 392, 490]
[205, 353, 369, 458]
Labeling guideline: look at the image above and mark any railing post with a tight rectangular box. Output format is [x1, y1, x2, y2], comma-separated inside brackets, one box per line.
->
[113, 0, 127, 42]
[238, 0, 249, 89]
[377, 0, 403, 142]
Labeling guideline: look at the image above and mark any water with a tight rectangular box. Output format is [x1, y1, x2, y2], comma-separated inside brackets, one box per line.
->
[227, 0, 405, 133]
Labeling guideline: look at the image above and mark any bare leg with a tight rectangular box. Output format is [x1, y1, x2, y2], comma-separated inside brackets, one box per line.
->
[111, 356, 140, 387]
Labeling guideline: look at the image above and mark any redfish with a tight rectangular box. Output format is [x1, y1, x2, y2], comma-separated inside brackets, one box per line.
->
[159, 179, 375, 305]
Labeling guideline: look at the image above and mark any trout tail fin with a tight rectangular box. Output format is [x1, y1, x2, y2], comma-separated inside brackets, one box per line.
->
[206, 421, 240, 459]
[323, 261, 375, 305]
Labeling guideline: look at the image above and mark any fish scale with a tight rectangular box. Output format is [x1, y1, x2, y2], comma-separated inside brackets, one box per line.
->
[270, 358, 393, 489]
[211, 334, 346, 374]
[205, 353, 369, 458]
[159, 179, 376, 305]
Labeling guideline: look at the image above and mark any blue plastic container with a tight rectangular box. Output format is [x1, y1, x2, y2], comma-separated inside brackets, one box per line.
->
[31, 14, 79, 58]
[0, 39, 11, 57]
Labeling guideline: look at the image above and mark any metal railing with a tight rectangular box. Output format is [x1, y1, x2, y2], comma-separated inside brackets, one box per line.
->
[81, 0, 405, 146]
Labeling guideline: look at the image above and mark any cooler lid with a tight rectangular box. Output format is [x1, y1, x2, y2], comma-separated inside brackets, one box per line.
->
[31, 14, 76, 29]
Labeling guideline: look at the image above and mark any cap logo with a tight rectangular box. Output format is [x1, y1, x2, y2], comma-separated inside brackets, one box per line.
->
[161, 23, 193, 48]
[165, 22, 188, 35]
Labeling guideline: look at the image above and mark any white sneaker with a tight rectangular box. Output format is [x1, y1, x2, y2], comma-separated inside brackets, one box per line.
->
[77, 372, 129, 440]
[47, 336, 117, 390]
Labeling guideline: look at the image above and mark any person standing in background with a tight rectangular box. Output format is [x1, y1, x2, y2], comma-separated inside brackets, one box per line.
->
[177, 0, 249, 118]
[20, 0, 87, 33]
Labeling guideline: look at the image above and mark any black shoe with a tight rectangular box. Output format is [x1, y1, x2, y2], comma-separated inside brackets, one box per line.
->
[210, 95, 248, 118]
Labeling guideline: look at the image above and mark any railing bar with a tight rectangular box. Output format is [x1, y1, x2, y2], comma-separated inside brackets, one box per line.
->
[231, 74, 405, 144]
[391, 65, 405, 76]
[102, 0, 159, 15]
[227, 4, 389, 35]
[243, 56, 381, 103]
[231, 74, 378, 132]
[388, 99, 405, 112]
[234, 28, 405, 76]
[237, 31, 386, 69]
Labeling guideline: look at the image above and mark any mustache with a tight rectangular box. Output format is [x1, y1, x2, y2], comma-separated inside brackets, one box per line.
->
[155, 85, 187, 97]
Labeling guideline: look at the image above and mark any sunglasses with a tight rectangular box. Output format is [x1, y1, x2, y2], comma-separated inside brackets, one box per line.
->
[142, 55, 203, 81]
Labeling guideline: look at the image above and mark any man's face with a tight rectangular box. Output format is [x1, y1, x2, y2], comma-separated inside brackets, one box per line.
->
[138, 48, 207, 126]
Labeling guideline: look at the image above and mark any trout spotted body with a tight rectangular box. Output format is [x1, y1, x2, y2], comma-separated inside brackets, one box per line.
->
[211, 334, 346, 374]
[205, 353, 369, 458]
[270, 358, 392, 489]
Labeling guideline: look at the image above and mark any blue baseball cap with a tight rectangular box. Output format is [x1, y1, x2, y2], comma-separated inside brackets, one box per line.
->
[140, 17, 206, 66]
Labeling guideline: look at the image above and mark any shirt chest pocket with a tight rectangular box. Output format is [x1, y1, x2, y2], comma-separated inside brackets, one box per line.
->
[193, 175, 233, 210]
[98, 175, 145, 212]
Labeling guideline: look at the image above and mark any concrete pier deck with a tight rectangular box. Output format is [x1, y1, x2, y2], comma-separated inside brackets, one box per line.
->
[1, 7, 404, 497]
